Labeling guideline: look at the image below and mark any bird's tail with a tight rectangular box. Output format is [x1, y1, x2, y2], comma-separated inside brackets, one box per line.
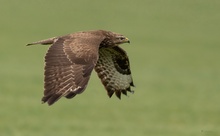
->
[26, 37, 57, 46]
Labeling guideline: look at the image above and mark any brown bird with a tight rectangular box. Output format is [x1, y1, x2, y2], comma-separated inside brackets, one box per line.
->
[27, 30, 134, 105]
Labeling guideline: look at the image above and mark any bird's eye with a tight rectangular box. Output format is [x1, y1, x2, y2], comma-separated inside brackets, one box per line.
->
[119, 37, 125, 40]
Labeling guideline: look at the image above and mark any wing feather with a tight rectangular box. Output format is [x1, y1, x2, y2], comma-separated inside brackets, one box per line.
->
[42, 33, 105, 105]
[95, 46, 134, 99]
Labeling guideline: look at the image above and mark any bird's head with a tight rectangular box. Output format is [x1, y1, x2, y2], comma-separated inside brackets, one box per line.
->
[100, 30, 130, 47]
[113, 35, 130, 45]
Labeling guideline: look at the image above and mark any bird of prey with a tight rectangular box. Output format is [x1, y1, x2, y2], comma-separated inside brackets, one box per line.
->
[27, 30, 134, 105]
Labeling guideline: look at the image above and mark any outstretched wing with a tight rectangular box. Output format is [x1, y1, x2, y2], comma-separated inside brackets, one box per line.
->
[95, 46, 134, 99]
[42, 33, 104, 105]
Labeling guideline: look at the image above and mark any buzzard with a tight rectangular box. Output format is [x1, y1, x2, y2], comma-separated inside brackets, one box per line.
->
[27, 30, 134, 105]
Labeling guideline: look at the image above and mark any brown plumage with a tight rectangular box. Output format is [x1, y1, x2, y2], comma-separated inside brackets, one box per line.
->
[27, 30, 134, 105]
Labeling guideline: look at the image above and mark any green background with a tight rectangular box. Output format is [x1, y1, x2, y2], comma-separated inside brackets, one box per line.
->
[0, 0, 219, 135]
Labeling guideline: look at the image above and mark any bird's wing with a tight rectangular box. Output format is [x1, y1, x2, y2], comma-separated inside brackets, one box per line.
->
[42, 33, 105, 105]
[95, 46, 134, 99]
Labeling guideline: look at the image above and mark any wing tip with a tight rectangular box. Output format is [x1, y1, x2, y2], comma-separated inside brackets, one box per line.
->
[130, 81, 135, 87]
[107, 88, 134, 100]
[107, 90, 114, 98]
[41, 94, 62, 106]
[65, 92, 77, 99]
[115, 91, 121, 99]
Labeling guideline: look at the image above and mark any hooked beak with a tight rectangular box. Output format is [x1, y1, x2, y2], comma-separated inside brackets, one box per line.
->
[125, 37, 130, 43]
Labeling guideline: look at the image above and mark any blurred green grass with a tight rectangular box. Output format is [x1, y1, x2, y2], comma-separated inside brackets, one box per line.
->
[0, 0, 220, 136]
